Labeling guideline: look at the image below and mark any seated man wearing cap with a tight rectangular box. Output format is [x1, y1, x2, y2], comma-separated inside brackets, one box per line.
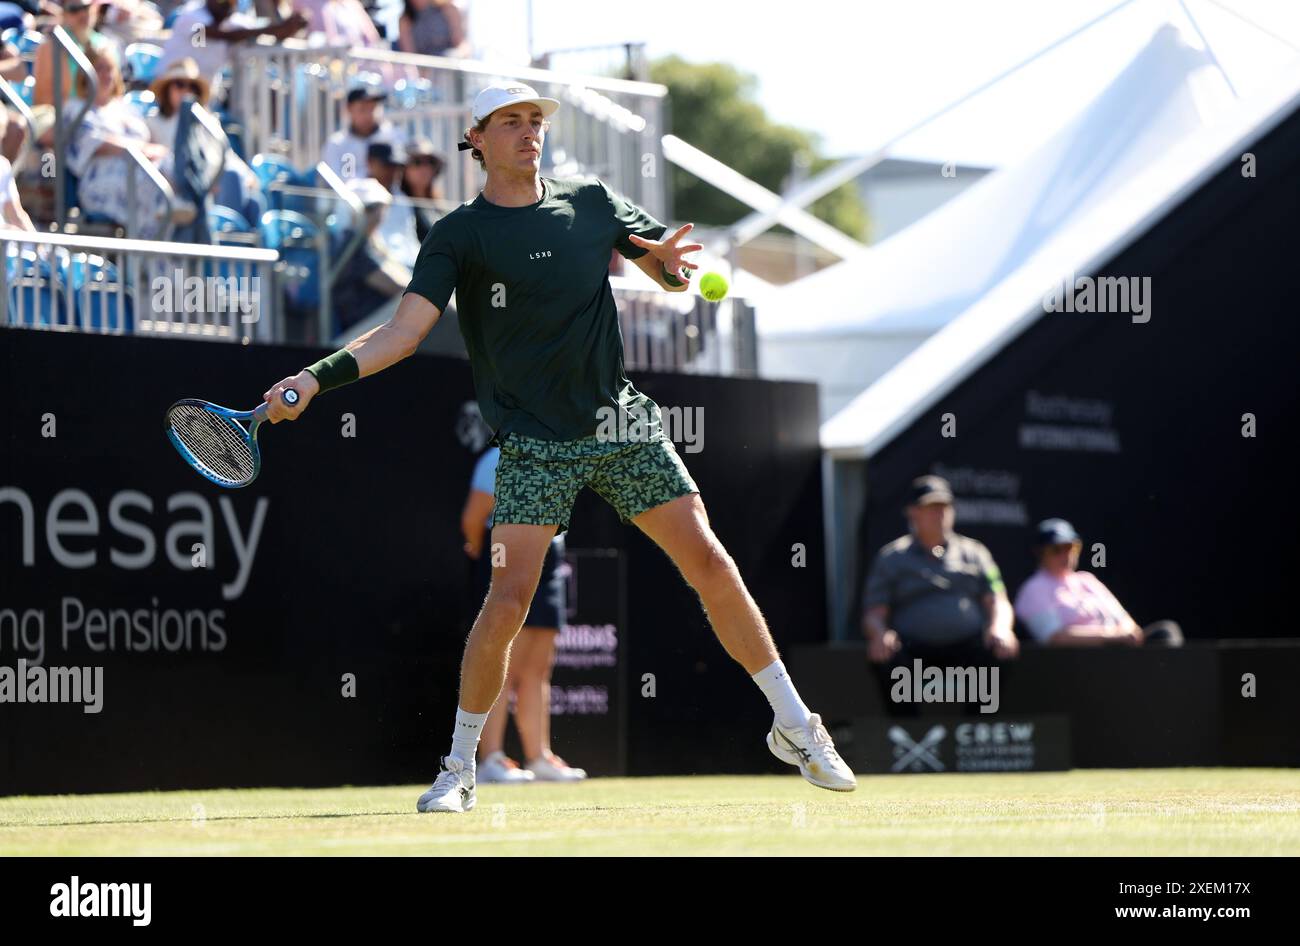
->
[322, 86, 407, 182]
[1014, 519, 1183, 647]
[862, 475, 1020, 683]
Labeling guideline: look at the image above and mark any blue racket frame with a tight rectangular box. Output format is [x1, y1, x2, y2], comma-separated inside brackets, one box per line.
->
[166, 399, 270, 488]
[166, 389, 299, 488]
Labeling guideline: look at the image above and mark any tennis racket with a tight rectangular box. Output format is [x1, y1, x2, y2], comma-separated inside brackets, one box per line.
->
[165, 389, 299, 488]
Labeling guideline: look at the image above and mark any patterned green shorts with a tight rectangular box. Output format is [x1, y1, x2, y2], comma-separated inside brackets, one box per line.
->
[493, 432, 699, 533]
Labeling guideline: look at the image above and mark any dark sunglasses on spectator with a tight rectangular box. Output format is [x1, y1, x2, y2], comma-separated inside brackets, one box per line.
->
[65, 3, 93, 13]
[173, 82, 202, 95]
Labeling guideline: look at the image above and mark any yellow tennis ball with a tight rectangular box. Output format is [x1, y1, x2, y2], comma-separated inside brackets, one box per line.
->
[699, 272, 728, 302]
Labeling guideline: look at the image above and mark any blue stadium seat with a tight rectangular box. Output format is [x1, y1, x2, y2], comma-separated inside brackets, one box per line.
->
[123, 43, 163, 88]
[13, 30, 43, 56]
[63, 256, 133, 332]
[5, 252, 67, 328]
[252, 154, 315, 216]
[209, 205, 253, 236]
[260, 210, 321, 311]
[250, 153, 300, 191]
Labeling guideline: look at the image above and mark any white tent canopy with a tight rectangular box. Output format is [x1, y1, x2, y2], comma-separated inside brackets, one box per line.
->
[821, 50, 1300, 459]
[757, 24, 1237, 421]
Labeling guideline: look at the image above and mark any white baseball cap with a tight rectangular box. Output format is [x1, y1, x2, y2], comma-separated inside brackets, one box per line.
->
[470, 82, 560, 124]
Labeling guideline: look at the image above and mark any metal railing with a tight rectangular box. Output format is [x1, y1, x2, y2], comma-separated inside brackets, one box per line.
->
[227, 39, 668, 218]
[259, 161, 368, 341]
[51, 25, 95, 230]
[0, 230, 281, 342]
[611, 278, 757, 376]
[49, 26, 176, 237]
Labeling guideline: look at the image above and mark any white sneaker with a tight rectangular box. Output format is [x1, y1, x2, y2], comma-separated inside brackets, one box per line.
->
[525, 752, 587, 782]
[767, 713, 857, 792]
[416, 756, 477, 813]
[478, 750, 535, 784]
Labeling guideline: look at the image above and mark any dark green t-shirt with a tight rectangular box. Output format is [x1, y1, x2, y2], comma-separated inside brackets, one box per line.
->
[404, 175, 668, 444]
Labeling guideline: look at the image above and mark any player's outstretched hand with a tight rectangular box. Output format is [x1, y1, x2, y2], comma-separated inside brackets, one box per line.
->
[628, 223, 704, 277]
[263, 371, 319, 423]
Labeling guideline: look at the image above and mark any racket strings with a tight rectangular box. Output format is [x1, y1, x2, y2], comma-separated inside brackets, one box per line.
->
[168, 404, 256, 483]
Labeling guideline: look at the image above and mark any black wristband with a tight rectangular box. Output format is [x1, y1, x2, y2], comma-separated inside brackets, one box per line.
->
[304, 349, 360, 394]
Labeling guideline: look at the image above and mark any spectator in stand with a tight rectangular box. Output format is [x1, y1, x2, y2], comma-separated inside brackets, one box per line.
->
[300, 0, 385, 49]
[863, 475, 1020, 668]
[329, 176, 412, 334]
[156, 0, 307, 103]
[397, 0, 468, 58]
[399, 137, 443, 243]
[98, 0, 164, 48]
[1014, 518, 1184, 648]
[65, 46, 196, 235]
[0, 133, 37, 230]
[146, 56, 260, 214]
[33, 1, 116, 106]
[0, 3, 25, 35]
[143, 55, 208, 146]
[298, 0, 415, 85]
[365, 139, 418, 266]
[322, 83, 404, 180]
[1, 38, 31, 169]
[1, 33, 29, 81]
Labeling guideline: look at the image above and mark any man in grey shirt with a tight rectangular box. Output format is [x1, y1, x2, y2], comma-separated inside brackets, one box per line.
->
[862, 476, 1020, 667]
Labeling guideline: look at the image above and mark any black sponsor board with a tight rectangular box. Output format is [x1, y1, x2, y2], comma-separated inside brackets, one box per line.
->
[845, 85, 1300, 645]
[843, 714, 1071, 774]
[0, 329, 824, 792]
[498, 548, 627, 776]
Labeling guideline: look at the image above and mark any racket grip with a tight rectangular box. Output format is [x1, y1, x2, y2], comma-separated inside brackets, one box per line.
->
[253, 389, 298, 422]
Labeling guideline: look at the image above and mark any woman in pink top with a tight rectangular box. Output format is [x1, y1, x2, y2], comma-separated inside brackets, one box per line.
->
[1014, 518, 1183, 647]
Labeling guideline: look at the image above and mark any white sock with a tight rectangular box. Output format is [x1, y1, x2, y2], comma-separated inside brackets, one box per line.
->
[449, 707, 489, 767]
[752, 660, 812, 729]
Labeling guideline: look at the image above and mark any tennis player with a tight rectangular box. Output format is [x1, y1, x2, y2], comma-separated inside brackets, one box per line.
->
[262, 82, 856, 812]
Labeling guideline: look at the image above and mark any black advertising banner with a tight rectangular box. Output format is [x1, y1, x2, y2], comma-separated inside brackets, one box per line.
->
[0, 329, 825, 793]
[547, 548, 626, 776]
[847, 715, 1071, 774]
[855, 91, 1300, 644]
